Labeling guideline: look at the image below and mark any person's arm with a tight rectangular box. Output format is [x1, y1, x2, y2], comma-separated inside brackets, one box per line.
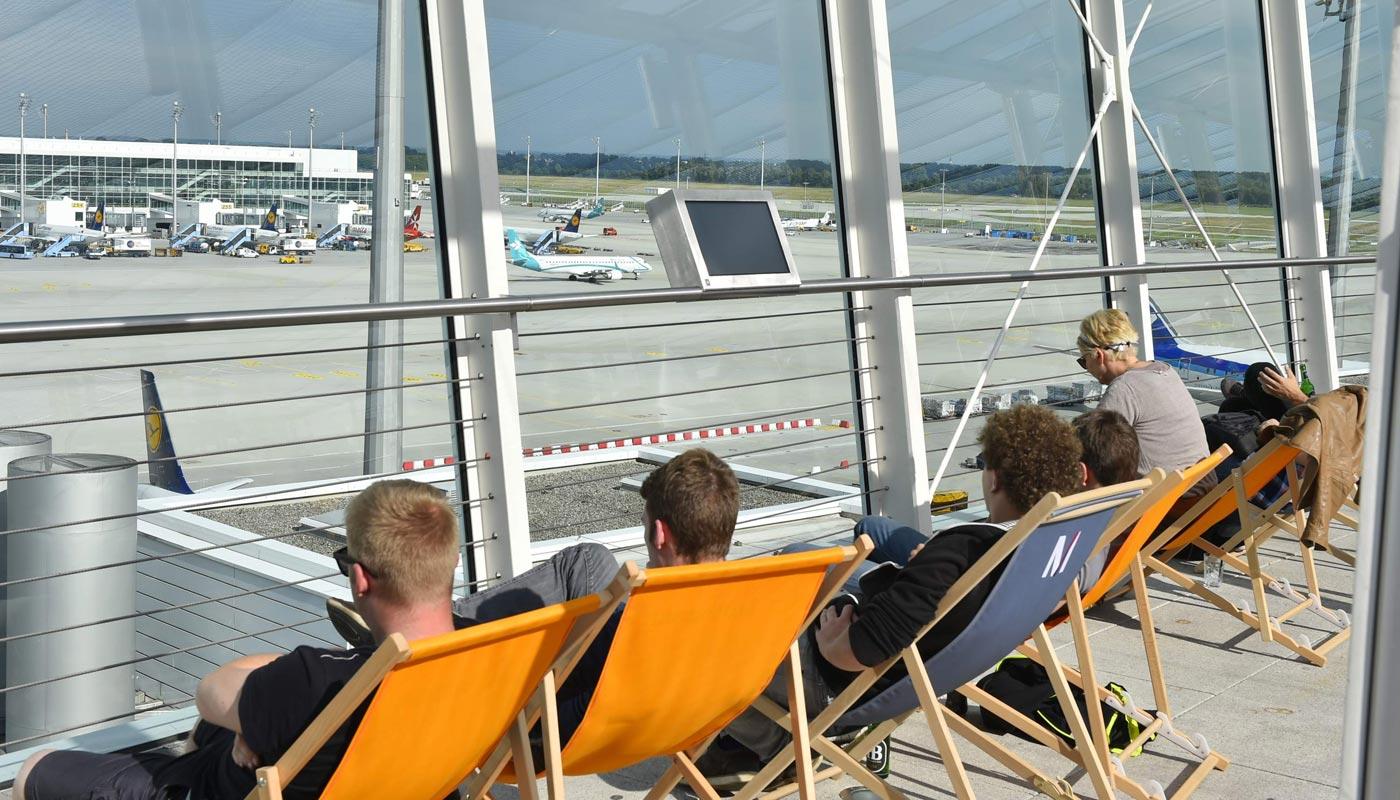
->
[195, 653, 280, 733]
[1096, 381, 1136, 424]
[1258, 366, 1309, 407]
[842, 526, 989, 668]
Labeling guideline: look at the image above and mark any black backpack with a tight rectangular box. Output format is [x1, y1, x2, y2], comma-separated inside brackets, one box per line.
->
[973, 654, 1153, 756]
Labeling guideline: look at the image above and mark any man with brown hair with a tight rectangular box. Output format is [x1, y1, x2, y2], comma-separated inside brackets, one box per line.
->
[709, 406, 1085, 776]
[327, 447, 741, 758]
[16, 479, 461, 800]
[1074, 409, 1143, 488]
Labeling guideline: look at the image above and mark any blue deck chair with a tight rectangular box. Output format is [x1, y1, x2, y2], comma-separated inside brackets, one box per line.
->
[734, 479, 1154, 800]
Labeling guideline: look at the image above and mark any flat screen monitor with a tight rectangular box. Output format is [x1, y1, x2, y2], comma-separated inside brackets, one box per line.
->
[645, 189, 801, 290]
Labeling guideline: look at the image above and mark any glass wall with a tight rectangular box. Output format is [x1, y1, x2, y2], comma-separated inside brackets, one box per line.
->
[483, 0, 865, 544]
[1126, 0, 1293, 395]
[1310, 0, 1392, 374]
[884, 0, 1107, 505]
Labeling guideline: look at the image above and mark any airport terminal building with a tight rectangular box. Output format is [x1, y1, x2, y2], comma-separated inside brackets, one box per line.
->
[0, 136, 373, 231]
[0, 0, 1398, 798]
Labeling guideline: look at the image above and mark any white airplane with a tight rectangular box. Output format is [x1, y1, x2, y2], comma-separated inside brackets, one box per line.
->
[505, 228, 651, 283]
[139, 370, 254, 497]
[540, 198, 607, 223]
[781, 210, 833, 232]
[505, 208, 590, 253]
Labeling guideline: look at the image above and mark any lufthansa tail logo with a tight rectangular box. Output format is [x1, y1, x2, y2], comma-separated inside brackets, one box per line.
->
[266, 211, 277, 224]
[145, 406, 164, 452]
[1042, 530, 1082, 578]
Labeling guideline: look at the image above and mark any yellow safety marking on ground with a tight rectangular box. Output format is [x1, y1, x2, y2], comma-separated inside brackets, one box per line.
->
[708, 346, 730, 353]
[428, 372, 447, 379]
[41, 282, 58, 292]
[404, 375, 422, 382]
[645, 351, 666, 357]
[293, 371, 324, 380]
[240, 359, 262, 368]
[956, 337, 982, 345]
[6, 287, 18, 293]
[81, 282, 93, 288]
[332, 369, 360, 378]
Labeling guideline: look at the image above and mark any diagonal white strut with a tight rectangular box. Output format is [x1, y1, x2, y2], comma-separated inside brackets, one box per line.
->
[1130, 104, 1283, 367]
[928, 93, 1115, 496]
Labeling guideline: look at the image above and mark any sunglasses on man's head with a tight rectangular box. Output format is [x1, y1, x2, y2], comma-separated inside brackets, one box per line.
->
[1075, 341, 1131, 370]
[333, 546, 374, 578]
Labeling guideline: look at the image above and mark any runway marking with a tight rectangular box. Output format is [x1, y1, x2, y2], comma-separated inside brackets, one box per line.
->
[404, 375, 422, 382]
[293, 371, 324, 380]
[708, 346, 730, 353]
[645, 351, 666, 357]
[240, 359, 262, 368]
[956, 336, 983, 345]
[332, 369, 360, 378]
[41, 282, 58, 292]
[428, 372, 447, 379]
[6, 287, 17, 293]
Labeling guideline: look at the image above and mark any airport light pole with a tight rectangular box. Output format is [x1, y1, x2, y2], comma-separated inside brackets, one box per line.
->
[673, 137, 681, 190]
[307, 107, 319, 205]
[525, 135, 532, 206]
[286, 130, 293, 148]
[171, 100, 182, 237]
[758, 137, 766, 190]
[40, 103, 47, 195]
[592, 136, 601, 200]
[1147, 174, 1155, 243]
[212, 110, 221, 146]
[17, 93, 29, 224]
[939, 168, 946, 233]
[339, 131, 345, 150]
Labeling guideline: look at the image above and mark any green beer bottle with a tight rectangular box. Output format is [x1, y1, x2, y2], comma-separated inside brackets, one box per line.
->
[1299, 364, 1315, 397]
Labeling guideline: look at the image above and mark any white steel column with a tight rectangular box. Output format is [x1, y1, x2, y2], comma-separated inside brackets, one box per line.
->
[1261, 0, 1341, 391]
[826, 0, 932, 534]
[423, 0, 532, 578]
[1085, 0, 1152, 357]
[1340, 18, 1400, 796]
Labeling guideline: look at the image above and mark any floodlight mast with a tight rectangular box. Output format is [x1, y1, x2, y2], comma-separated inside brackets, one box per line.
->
[17, 93, 29, 224]
[171, 100, 183, 236]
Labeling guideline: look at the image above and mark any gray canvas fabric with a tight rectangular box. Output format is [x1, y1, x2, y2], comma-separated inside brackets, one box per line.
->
[1098, 362, 1213, 487]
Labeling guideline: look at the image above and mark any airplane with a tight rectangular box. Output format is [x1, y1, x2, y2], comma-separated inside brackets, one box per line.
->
[781, 210, 834, 232]
[1148, 301, 1369, 380]
[505, 209, 588, 253]
[504, 228, 651, 283]
[540, 198, 607, 223]
[347, 205, 433, 242]
[139, 369, 253, 497]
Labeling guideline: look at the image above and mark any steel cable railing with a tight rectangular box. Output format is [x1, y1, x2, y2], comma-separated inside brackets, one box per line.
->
[518, 305, 869, 338]
[518, 367, 871, 417]
[516, 336, 866, 378]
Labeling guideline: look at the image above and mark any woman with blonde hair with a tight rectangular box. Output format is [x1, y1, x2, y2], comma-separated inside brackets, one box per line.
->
[1076, 308, 1216, 500]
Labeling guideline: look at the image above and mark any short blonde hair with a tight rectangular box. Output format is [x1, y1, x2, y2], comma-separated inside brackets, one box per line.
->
[345, 480, 459, 605]
[1077, 309, 1140, 362]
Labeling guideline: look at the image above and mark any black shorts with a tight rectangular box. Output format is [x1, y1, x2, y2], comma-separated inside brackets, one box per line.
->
[23, 750, 184, 800]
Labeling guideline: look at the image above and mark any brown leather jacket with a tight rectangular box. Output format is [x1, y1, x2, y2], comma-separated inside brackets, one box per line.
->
[1269, 385, 1366, 545]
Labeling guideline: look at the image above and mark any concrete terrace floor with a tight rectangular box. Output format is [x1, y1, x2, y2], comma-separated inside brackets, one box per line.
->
[0, 515, 1355, 800]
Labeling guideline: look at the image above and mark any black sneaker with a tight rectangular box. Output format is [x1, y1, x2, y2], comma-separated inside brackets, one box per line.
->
[326, 597, 375, 650]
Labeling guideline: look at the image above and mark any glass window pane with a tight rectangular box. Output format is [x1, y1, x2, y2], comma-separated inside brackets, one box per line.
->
[885, 0, 1106, 504]
[484, 0, 864, 542]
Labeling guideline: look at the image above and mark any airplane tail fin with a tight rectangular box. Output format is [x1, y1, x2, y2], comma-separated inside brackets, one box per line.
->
[260, 203, 280, 232]
[90, 202, 105, 232]
[1147, 299, 1182, 348]
[140, 370, 194, 495]
[564, 210, 583, 233]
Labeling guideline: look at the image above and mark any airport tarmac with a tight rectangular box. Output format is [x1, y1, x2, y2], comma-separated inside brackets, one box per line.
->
[0, 201, 1374, 537]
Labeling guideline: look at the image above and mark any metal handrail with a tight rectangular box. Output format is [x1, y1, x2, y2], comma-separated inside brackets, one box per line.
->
[0, 255, 1373, 345]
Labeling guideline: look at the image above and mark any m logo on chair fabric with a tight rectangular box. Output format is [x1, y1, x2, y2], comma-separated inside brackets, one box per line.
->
[1042, 530, 1082, 578]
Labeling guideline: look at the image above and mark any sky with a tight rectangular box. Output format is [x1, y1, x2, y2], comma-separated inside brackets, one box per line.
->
[0, 0, 1387, 178]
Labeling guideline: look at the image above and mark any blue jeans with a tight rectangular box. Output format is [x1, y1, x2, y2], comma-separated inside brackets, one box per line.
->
[853, 515, 930, 568]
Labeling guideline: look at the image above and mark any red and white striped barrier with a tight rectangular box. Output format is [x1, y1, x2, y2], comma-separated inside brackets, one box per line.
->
[399, 417, 853, 471]
[401, 456, 456, 471]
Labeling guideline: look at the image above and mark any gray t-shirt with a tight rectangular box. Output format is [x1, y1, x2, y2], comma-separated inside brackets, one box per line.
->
[1097, 361, 1216, 495]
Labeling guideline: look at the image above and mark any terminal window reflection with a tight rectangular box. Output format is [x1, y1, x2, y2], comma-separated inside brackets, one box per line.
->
[884, 0, 1106, 504]
[483, 1, 864, 541]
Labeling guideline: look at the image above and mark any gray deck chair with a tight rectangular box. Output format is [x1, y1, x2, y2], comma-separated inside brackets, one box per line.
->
[734, 479, 1156, 800]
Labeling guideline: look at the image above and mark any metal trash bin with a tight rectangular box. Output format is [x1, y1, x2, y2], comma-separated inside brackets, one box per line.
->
[0, 431, 52, 740]
[5, 454, 137, 746]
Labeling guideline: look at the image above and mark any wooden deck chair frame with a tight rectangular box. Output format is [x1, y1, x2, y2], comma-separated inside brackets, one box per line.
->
[466, 538, 873, 800]
[734, 480, 1154, 800]
[1140, 439, 1351, 667]
[1008, 450, 1234, 800]
[246, 577, 629, 800]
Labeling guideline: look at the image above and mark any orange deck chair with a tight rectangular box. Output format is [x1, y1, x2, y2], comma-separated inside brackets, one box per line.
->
[1012, 448, 1233, 800]
[246, 585, 625, 800]
[468, 539, 872, 800]
[1141, 438, 1352, 666]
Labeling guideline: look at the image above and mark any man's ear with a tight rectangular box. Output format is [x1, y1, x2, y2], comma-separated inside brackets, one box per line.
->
[351, 563, 373, 598]
[651, 518, 672, 552]
[1080, 462, 1091, 487]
